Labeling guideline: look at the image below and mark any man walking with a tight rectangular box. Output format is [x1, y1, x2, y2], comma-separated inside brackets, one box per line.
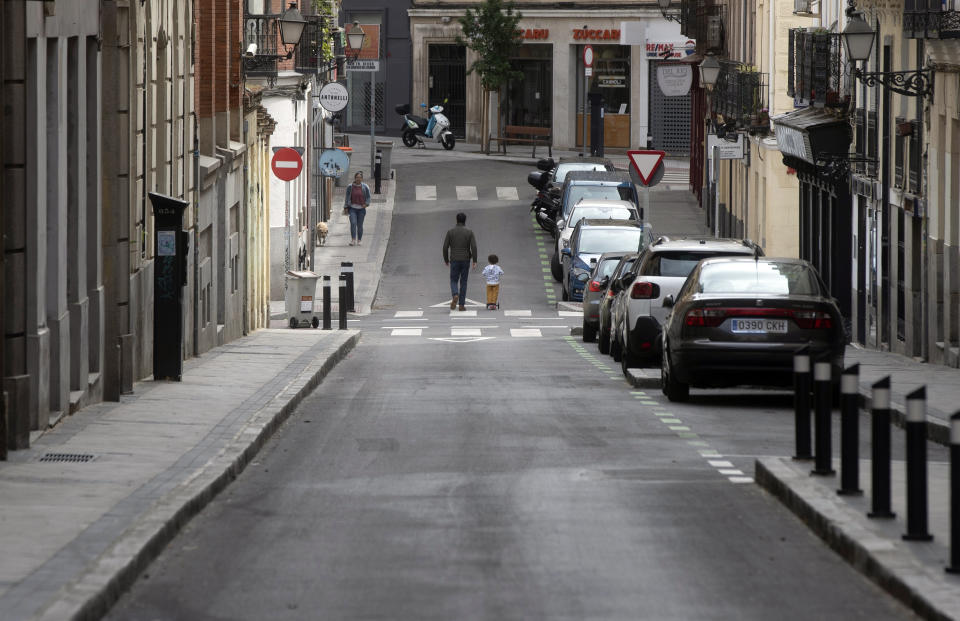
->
[442, 212, 478, 311]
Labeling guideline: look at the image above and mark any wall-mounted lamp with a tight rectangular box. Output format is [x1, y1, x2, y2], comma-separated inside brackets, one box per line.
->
[346, 21, 367, 60]
[699, 55, 721, 90]
[842, 12, 933, 98]
[657, 0, 682, 24]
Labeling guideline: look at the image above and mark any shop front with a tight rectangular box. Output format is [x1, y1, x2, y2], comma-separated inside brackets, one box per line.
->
[408, 9, 684, 151]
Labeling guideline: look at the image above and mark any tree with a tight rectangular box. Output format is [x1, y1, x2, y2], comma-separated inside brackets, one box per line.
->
[457, 0, 523, 152]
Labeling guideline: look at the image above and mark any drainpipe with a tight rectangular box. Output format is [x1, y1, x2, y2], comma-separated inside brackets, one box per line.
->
[193, 122, 200, 355]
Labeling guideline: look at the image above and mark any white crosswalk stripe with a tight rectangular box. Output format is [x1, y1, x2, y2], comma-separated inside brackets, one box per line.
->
[456, 186, 478, 200]
[510, 328, 542, 337]
[391, 328, 423, 336]
[496, 186, 519, 201]
[504, 310, 532, 317]
[451, 328, 482, 336]
[415, 185, 437, 200]
[394, 311, 423, 318]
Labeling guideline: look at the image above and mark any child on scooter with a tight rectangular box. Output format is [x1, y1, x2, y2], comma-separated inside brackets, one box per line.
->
[482, 254, 504, 310]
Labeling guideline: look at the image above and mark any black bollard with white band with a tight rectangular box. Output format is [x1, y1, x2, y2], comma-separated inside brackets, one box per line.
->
[947, 412, 960, 573]
[811, 356, 835, 476]
[902, 386, 933, 541]
[338, 274, 348, 330]
[838, 364, 862, 496]
[868, 376, 896, 519]
[322, 275, 332, 330]
[793, 347, 813, 460]
[340, 261, 355, 313]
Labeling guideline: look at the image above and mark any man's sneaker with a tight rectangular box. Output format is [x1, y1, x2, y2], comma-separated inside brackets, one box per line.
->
[450, 294, 458, 310]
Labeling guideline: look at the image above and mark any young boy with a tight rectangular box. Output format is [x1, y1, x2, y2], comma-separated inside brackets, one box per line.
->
[482, 254, 504, 310]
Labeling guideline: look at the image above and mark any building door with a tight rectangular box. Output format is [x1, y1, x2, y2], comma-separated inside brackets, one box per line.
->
[429, 45, 466, 139]
[505, 44, 552, 128]
[649, 60, 692, 156]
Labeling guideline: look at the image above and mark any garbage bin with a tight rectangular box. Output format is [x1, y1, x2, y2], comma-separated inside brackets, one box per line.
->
[284, 270, 320, 328]
[334, 147, 353, 187]
[375, 140, 394, 180]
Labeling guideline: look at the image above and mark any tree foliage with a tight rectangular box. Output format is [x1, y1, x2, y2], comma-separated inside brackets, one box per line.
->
[456, 0, 524, 92]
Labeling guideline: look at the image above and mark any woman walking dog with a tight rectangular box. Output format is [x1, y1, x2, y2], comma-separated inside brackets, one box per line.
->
[344, 172, 371, 246]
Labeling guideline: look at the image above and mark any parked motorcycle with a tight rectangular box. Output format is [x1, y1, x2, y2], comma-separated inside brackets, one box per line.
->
[527, 158, 559, 234]
[396, 102, 456, 150]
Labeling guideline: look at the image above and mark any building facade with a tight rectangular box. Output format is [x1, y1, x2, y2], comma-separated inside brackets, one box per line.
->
[409, 1, 691, 153]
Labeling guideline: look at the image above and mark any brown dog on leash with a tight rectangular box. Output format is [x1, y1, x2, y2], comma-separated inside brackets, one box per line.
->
[316, 221, 328, 246]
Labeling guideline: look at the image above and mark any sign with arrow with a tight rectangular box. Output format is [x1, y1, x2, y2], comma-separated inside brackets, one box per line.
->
[627, 150, 666, 186]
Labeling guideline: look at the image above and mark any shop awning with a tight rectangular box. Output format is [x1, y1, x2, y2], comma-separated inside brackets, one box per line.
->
[772, 107, 851, 165]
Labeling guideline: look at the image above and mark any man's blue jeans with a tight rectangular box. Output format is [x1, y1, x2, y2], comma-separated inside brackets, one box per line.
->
[449, 260, 470, 303]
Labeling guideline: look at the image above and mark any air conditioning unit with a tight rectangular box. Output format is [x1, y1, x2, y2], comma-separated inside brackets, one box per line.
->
[794, 0, 819, 16]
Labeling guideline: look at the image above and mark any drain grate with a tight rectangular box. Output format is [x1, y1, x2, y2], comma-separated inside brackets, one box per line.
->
[38, 452, 96, 463]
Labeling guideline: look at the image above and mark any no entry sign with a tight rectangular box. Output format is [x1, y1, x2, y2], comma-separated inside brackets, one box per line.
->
[271, 147, 303, 181]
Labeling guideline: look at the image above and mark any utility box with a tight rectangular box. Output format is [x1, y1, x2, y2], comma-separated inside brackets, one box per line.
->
[375, 140, 394, 179]
[285, 270, 320, 328]
[150, 192, 189, 381]
[588, 92, 605, 158]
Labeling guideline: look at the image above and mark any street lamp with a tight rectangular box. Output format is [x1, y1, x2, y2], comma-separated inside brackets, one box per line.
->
[346, 21, 366, 60]
[842, 12, 933, 98]
[657, 0, 682, 24]
[699, 55, 721, 90]
[278, 2, 307, 49]
[344, 21, 378, 180]
[699, 54, 722, 238]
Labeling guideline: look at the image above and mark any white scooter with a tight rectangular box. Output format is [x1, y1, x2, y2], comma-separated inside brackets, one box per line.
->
[400, 103, 456, 150]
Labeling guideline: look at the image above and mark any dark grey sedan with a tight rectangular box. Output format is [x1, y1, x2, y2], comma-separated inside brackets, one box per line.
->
[660, 257, 846, 402]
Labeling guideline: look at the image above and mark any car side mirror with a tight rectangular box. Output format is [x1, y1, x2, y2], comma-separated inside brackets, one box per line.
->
[610, 280, 622, 294]
[556, 218, 566, 230]
[662, 295, 675, 308]
[620, 273, 636, 288]
[560, 248, 571, 257]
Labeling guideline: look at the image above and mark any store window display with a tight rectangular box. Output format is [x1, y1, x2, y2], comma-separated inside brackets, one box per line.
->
[578, 44, 631, 148]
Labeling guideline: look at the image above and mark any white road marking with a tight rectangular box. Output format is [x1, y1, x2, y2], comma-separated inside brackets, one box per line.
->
[430, 298, 484, 308]
[719, 469, 744, 475]
[496, 186, 519, 200]
[708, 460, 735, 468]
[428, 336, 495, 343]
[729, 477, 754, 484]
[511, 328, 542, 337]
[660, 418, 682, 424]
[415, 185, 437, 200]
[391, 328, 423, 336]
[669, 426, 691, 431]
[452, 328, 482, 336]
[456, 186, 478, 200]
[450, 310, 478, 317]
[504, 310, 532, 317]
[394, 311, 423, 318]
[699, 450, 722, 457]
[558, 311, 581, 317]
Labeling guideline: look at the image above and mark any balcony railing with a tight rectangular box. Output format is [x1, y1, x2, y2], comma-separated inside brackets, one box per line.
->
[787, 28, 847, 109]
[680, 1, 726, 54]
[295, 15, 337, 74]
[244, 14, 282, 77]
[903, 0, 960, 39]
[713, 61, 769, 132]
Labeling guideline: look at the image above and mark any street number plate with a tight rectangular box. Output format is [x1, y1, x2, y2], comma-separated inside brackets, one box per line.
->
[730, 318, 787, 334]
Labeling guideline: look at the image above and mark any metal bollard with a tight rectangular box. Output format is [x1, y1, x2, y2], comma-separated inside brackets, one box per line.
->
[947, 412, 960, 573]
[322, 275, 332, 330]
[793, 347, 813, 460]
[340, 261, 355, 313]
[868, 376, 896, 518]
[374, 149, 382, 194]
[837, 364, 863, 495]
[338, 275, 348, 330]
[903, 386, 933, 541]
[811, 357, 835, 476]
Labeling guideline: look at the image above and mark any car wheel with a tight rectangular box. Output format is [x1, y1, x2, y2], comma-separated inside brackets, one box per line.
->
[551, 253, 563, 282]
[582, 321, 597, 343]
[401, 131, 418, 147]
[661, 345, 689, 402]
[598, 325, 610, 354]
[610, 333, 622, 362]
[621, 343, 637, 376]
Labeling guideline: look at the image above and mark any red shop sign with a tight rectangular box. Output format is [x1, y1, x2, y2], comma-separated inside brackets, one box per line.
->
[519, 28, 550, 40]
[572, 28, 621, 41]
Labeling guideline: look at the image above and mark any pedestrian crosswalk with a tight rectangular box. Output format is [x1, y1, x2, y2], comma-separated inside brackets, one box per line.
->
[379, 308, 578, 340]
[415, 185, 522, 201]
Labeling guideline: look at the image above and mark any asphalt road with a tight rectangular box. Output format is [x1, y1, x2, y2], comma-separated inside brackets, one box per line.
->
[105, 159, 916, 620]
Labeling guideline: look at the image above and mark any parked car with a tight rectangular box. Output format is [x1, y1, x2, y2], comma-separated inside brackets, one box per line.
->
[595, 253, 639, 350]
[557, 170, 641, 225]
[660, 256, 846, 402]
[551, 199, 640, 281]
[609, 237, 763, 371]
[560, 219, 653, 302]
[582, 252, 638, 343]
[527, 157, 617, 233]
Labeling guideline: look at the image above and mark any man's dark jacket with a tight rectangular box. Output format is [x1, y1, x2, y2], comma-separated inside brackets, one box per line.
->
[442, 224, 477, 263]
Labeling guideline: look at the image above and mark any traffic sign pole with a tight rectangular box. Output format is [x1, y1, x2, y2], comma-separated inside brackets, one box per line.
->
[271, 147, 305, 292]
[581, 45, 592, 157]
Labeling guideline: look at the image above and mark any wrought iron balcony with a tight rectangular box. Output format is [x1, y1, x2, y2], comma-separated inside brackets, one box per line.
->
[786, 28, 848, 109]
[244, 14, 282, 77]
[713, 61, 769, 133]
[903, 0, 960, 39]
[294, 15, 337, 74]
[679, 0, 726, 54]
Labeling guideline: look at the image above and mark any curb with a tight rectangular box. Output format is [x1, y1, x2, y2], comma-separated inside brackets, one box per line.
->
[755, 457, 958, 621]
[57, 331, 361, 621]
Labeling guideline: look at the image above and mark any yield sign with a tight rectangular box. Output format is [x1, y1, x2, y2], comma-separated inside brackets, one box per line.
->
[271, 147, 303, 182]
[627, 150, 666, 186]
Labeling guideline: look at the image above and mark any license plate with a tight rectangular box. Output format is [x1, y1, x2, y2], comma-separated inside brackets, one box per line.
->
[730, 318, 788, 334]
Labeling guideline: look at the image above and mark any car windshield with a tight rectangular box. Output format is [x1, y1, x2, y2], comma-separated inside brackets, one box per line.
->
[646, 251, 745, 277]
[565, 186, 631, 214]
[579, 229, 645, 255]
[555, 163, 608, 183]
[569, 206, 634, 228]
[698, 262, 822, 295]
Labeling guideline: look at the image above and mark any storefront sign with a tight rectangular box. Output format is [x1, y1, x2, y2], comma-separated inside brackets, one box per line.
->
[345, 60, 379, 72]
[317, 82, 349, 113]
[598, 75, 626, 88]
[573, 28, 621, 41]
[519, 28, 549, 40]
[775, 124, 813, 162]
[656, 64, 692, 96]
[646, 40, 697, 59]
[707, 134, 746, 160]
